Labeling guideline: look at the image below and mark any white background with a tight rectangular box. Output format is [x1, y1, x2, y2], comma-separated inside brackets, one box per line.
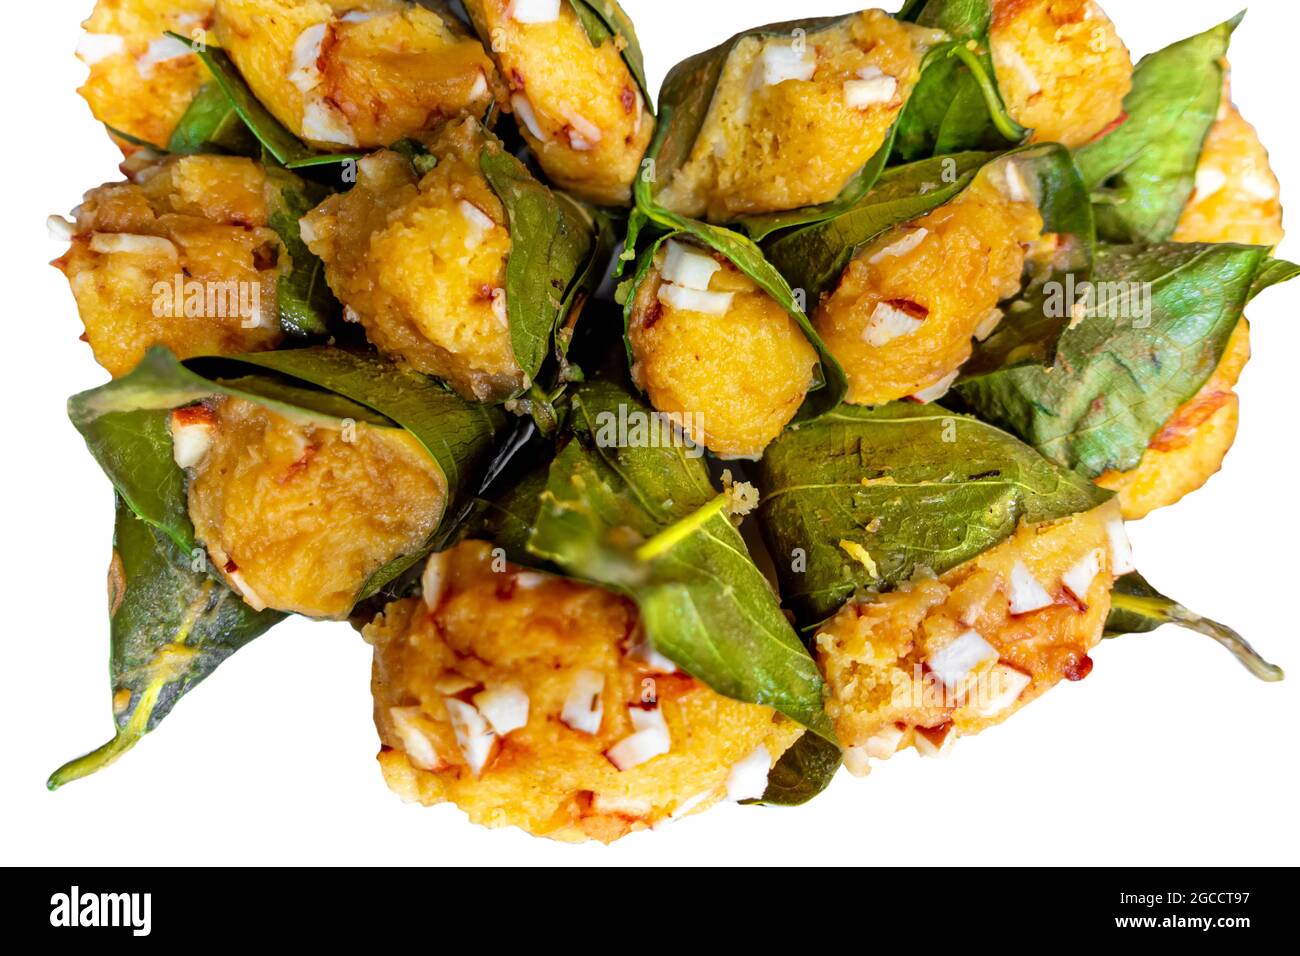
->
[1, 0, 1296, 867]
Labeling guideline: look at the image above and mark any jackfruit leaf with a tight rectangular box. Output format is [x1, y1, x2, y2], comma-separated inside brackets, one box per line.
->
[526, 380, 836, 742]
[759, 732, 843, 806]
[48, 498, 286, 789]
[618, 213, 848, 421]
[755, 403, 1111, 626]
[1105, 572, 1283, 682]
[893, 41, 1025, 163]
[956, 244, 1300, 478]
[69, 347, 502, 606]
[646, 14, 894, 233]
[480, 144, 598, 391]
[166, 81, 259, 156]
[105, 124, 162, 151]
[568, 0, 652, 105]
[894, 0, 1025, 160]
[898, 0, 990, 35]
[1074, 16, 1239, 243]
[263, 165, 340, 337]
[166, 33, 361, 170]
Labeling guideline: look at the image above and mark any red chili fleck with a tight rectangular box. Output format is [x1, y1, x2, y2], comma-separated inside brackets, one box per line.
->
[172, 404, 216, 427]
[641, 300, 663, 329]
[511, 69, 526, 91]
[224, 559, 239, 574]
[278, 443, 321, 484]
[885, 298, 930, 320]
[1088, 111, 1129, 144]
[494, 575, 518, 601]
[1064, 655, 1094, 682]
[620, 85, 635, 114]
[915, 721, 952, 747]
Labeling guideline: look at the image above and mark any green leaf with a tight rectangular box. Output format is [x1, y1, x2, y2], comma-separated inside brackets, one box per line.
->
[263, 165, 340, 337]
[758, 732, 842, 806]
[480, 143, 598, 389]
[899, 0, 991, 35]
[1074, 16, 1239, 243]
[568, 0, 652, 105]
[956, 244, 1298, 478]
[69, 347, 503, 605]
[166, 33, 360, 171]
[526, 380, 836, 742]
[48, 497, 285, 788]
[755, 403, 1111, 626]
[893, 40, 1025, 162]
[105, 124, 163, 151]
[1106, 572, 1283, 682]
[166, 82, 259, 156]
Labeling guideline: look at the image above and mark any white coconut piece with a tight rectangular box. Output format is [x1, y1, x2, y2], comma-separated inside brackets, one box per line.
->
[657, 283, 734, 315]
[660, 239, 721, 291]
[473, 684, 530, 736]
[560, 669, 605, 735]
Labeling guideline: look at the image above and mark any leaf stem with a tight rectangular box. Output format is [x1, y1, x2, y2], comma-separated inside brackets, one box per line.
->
[946, 44, 1027, 142]
[634, 492, 728, 562]
[1108, 591, 1284, 682]
[47, 678, 164, 790]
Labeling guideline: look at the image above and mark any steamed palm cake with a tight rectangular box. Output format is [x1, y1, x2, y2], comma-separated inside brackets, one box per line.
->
[301, 119, 524, 402]
[179, 395, 446, 620]
[463, 0, 654, 206]
[817, 503, 1127, 773]
[812, 160, 1044, 406]
[54, 154, 286, 378]
[990, 0, 1132, 148]
[657, 9, 940, 221]
[628, 239, 818, 459]
[77, 0, 215, 150]
[213, 0, 500, 150]
[367, 541, 802, 843]
[1097, 79, 1285, 518]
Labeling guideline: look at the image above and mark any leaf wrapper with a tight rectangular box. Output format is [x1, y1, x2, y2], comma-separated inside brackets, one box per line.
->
[167, 33, 360, 170]
[48, 498, 286, 788]
[1074, 16, 1239, 243]
[892, 1, 1025, 162]
[1106, 572, 1283, 682]
[755, 403, 1112, 626]
[956, 244, 1300, 478]
[70, 347, 503, 603]
[759, 732, 842, 806]
[480, 143, 599, 392]
[567, 0, 652, 105]
[518, 380, 836, 742]
[166, 81, 259, 156]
